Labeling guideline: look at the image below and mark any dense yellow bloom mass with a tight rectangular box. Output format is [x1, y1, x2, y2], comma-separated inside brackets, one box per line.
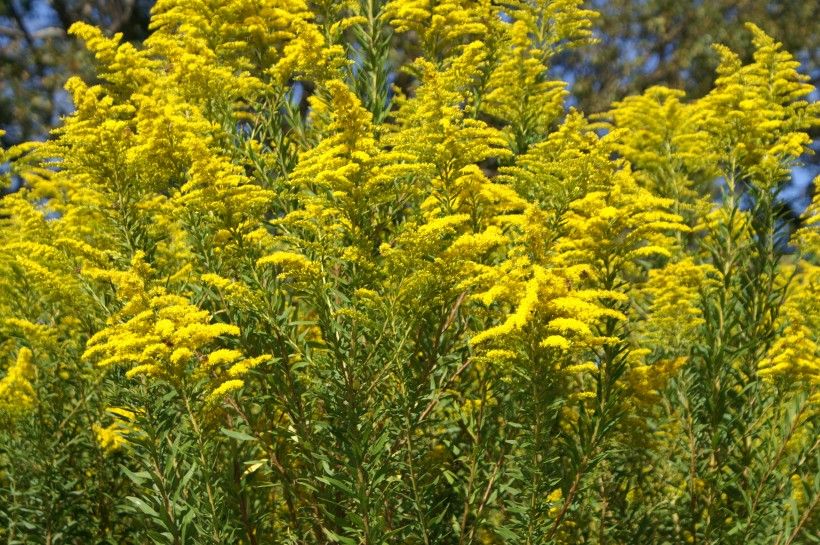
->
[554, 169, 689, 271]
[701, 23, 817, 189]
[81, 253, 266, 399]
[602, 86, 718, 220]
[0, 2, 818, 543]
[761, 191, 820, 385]
[636, 258, 718, 349]
[384, 0, 495, 57]
[482, 19, 566, 152]
[93, 407, 139, 453]
[0, 348, 37, 419]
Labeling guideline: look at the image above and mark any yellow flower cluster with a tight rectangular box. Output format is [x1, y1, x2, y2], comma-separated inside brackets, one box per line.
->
[380, 214, 509, 313]
[149, 0, 314, 78]
[1, 1, 811, 421]
[257, 251, 321, 281]
[93, 407, 138, 454]
[0, 348, 37, 420]
[470, 254, 624, 405]
[760, 192, 820, 386]
[515, 0, 597, 50]
[81, 254, 267, 401]
[0, 195, 94, 358]
[761, 282, 819, 384]
[625, 356, 688, 407]
[554, 170, 689, 274]
[0, 130, 44, 190]
[384, 0, 495, 57]
[603, 86, 718, 215]
[468, 113, 690, 400]
[635, 258, 718, 350]
[483, 19, 567, 151]
[471, 263, 625, 351]
[498, 111, 614, 212]
[700, 23, 817, 189]
[284, 79, 422, 254]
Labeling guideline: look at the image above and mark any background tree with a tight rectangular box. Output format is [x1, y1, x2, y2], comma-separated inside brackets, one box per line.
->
[554, 0, 819, 113]
[0, 0, 152, 148]
[2, 1, 818, 144]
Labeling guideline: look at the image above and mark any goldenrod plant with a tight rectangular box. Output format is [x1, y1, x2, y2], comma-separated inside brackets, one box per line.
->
[0, 2, 817, 544]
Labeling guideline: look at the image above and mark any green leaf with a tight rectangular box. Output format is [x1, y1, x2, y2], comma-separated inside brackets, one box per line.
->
[220, 427, 257, 442]
[321, 527, 358, 545]
[127, 496, 161, 518]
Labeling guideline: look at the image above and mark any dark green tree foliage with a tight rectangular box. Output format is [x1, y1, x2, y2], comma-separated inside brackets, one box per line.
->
[0, 0, 152, 147]
[556, 0, 819, 113]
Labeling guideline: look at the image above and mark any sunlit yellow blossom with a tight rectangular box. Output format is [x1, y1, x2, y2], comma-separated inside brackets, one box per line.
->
[482, 19, 567, 151]
[0, 348, 37, 419]
[94, 423, 129, 453]
[81, 257, 259, 400]
[384, 0, 496, 58]
[93, 406, 139, 454]
[257, 251, 321, 279]
[207, 379, 245, 403]
[0, 5, 816, 541]
[635, 258, 718, 351]
[760, 264, 820, 384]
